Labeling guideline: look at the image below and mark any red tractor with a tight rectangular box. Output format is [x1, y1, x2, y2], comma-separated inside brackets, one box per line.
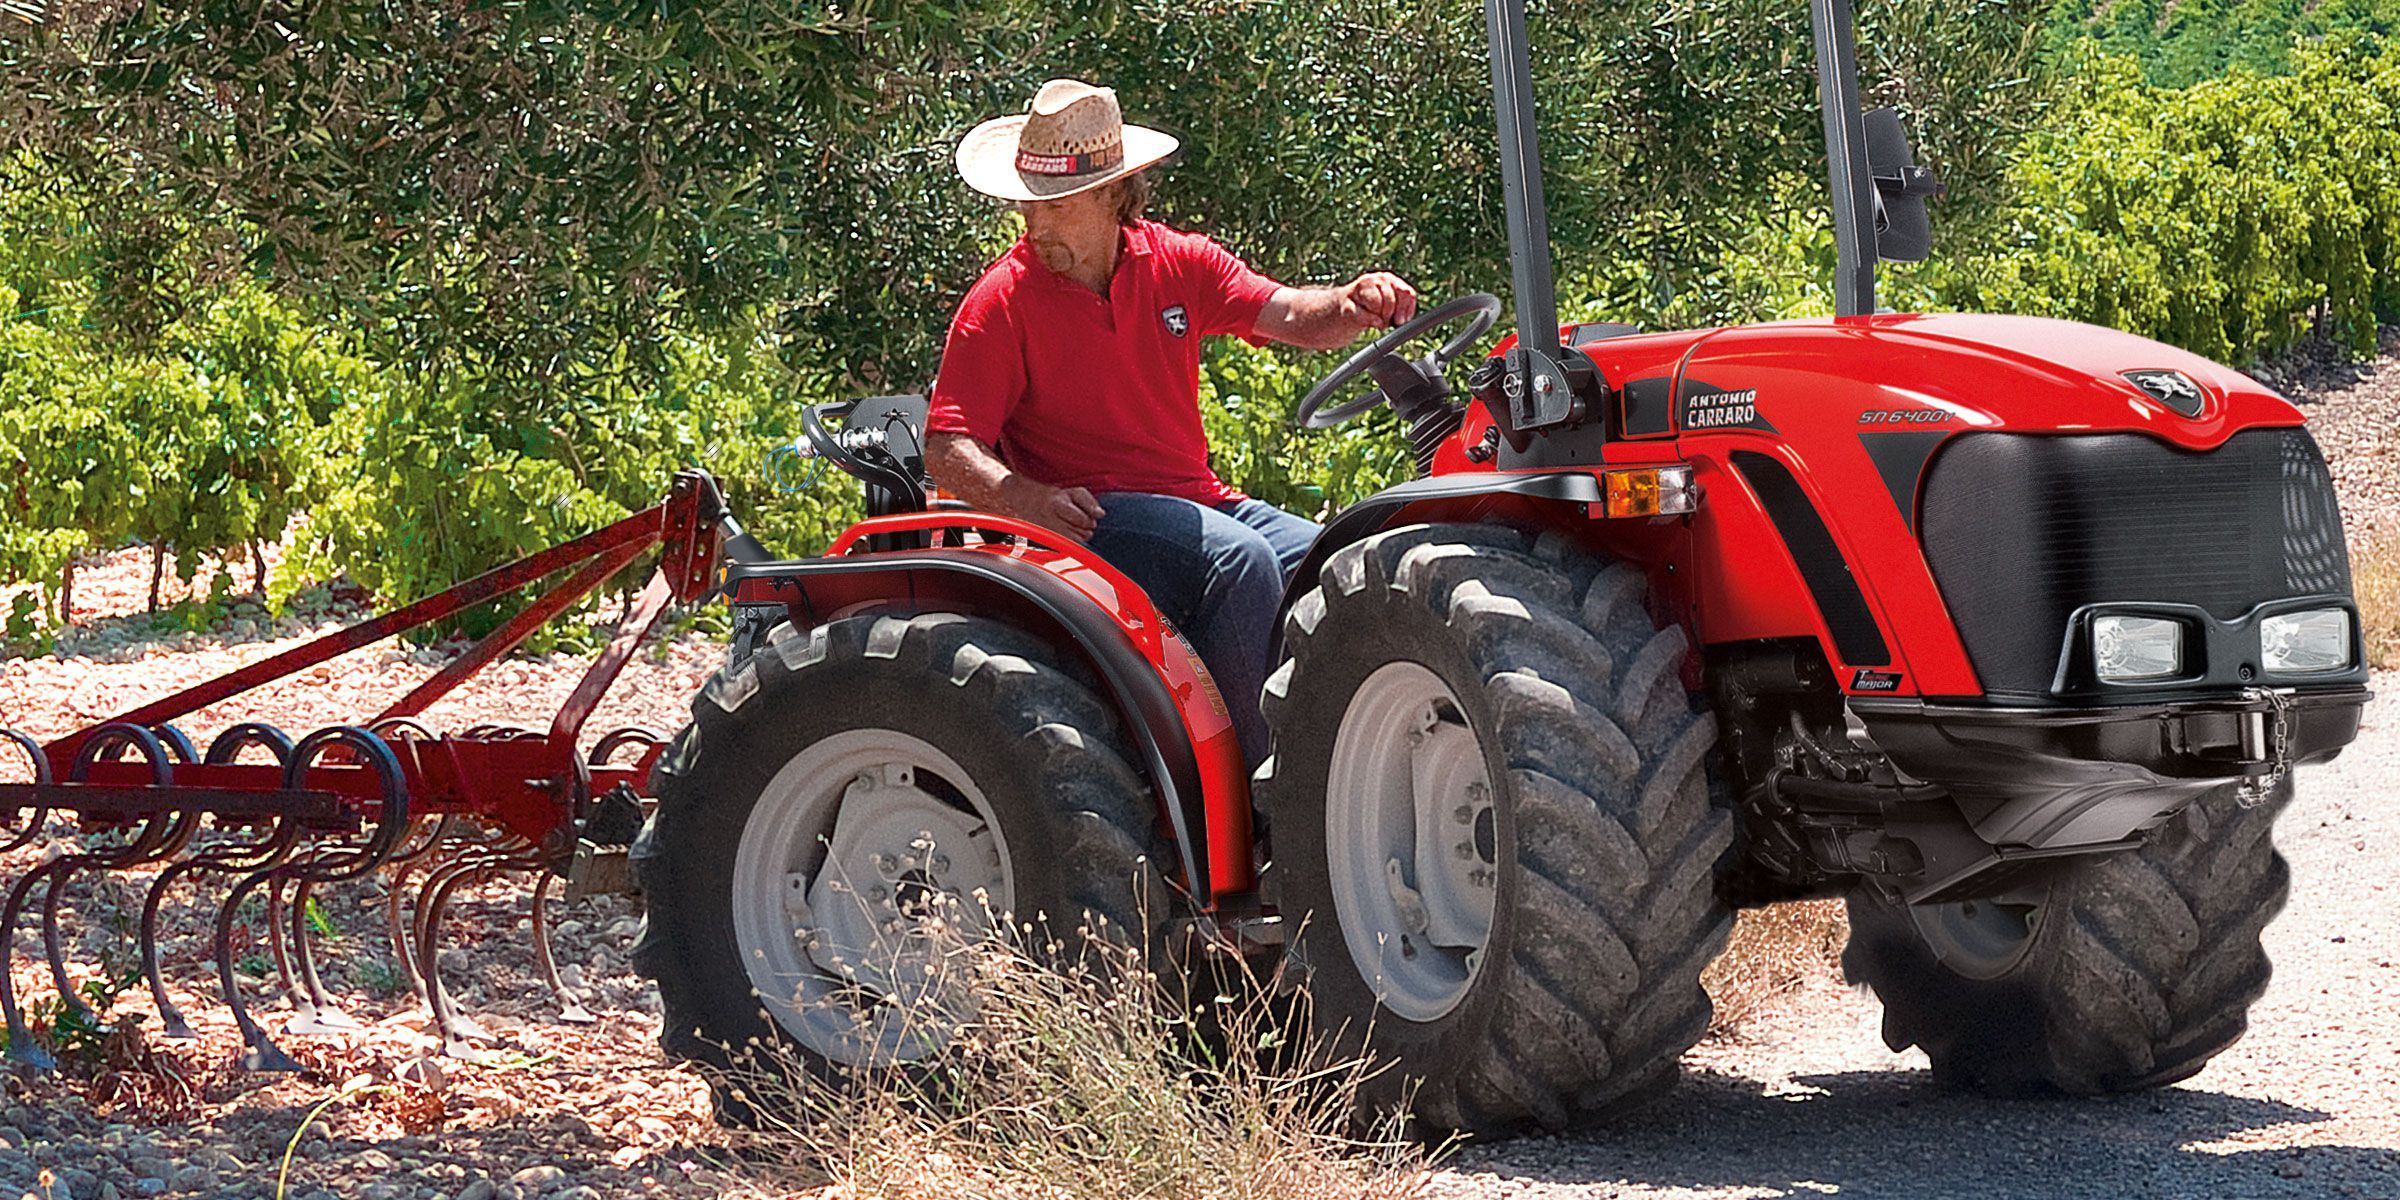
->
[627, 0, 2370, 1137]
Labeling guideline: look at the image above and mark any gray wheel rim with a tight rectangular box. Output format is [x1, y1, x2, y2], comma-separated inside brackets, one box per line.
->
[729, 728, 1013, 1064]
[1909, 893, 2046, 981]
[1324, 660, 1498, 1022]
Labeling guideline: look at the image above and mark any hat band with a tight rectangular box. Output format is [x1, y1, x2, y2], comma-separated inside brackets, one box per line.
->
[1016, 140, 1125, 178]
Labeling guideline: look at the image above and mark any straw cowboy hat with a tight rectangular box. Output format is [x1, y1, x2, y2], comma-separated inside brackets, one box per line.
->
[957, 78, 1180, 202]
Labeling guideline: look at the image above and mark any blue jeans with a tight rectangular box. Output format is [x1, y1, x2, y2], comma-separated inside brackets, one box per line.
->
[1087, 493, 1321, 767]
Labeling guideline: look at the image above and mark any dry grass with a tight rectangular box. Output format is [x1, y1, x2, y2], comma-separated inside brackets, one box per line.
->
[2359, 535, 2399, 671]
[720, 909, 1432, 1200]
[1704, 901, 1849, 1035]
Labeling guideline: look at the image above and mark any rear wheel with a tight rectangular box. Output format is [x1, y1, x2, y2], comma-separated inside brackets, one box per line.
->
[1258, 524, 1735, 1137]
[631, 611, 1169, 1111]
[1843, 781, 2291, 1094]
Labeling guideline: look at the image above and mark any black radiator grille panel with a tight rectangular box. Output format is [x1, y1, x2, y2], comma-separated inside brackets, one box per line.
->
[1919, 429, 2352, 696]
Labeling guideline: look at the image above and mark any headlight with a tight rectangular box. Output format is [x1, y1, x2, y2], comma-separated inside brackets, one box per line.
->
[2261, 608, 2352, 674]
[2093, 615, 2185, 682]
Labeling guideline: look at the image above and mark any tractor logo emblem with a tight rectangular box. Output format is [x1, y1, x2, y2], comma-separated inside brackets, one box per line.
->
[1680, 385, 1776, 433]
[2124, 370, 2205, 417]
[1161, 304, 1190, 338]
[1850, 668, 1904, 692]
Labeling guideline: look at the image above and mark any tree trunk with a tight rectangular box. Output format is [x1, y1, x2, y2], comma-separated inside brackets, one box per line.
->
[251, 539, 269, 600]
[149, 544, 166, 612]
[57, 557, 74, 626]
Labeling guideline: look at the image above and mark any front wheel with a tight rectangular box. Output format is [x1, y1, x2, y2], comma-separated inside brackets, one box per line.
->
[1258, 524, 1735, 1138]
[1843, 781, 2292, 1094]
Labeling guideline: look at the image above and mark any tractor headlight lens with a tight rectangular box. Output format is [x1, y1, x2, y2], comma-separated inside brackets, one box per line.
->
[2093, 615, 2185, 682]
[2261, 609, 2352, 674]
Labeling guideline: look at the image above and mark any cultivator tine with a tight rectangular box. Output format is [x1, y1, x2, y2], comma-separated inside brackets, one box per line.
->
[531, 872, 595, 1024]
[377, 814, 453, 1016]
[140, 725, 302, 1038]
[263, 873, 296, 1013]
[588, 726, 666, 768]
[215, 726, 410, 1072]
[142, 824, 294, 1040]
[155, 723, 200, 765]
[2, 859, 73, 1069]
[366, 722, 445, 1016]
[214, 866, 304, 1072]
[138, 860, 197, 1038]
[10, 725, 184, 1048]
[39, 860, 88, 1025]
[414, 847, 501, 1057]
[0, 729, 51, 855]
[0, 729, 55, 1064]
[282, 877, 362, 1034]
[37, 809, 192, 1025]
[408, 831, 548, 1059]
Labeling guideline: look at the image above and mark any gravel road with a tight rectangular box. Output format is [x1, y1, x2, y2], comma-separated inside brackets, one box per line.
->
[1428, 684, 2400, 1200]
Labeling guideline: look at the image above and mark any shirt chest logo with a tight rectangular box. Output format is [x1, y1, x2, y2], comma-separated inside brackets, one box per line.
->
[1160, 304, 1190, 338]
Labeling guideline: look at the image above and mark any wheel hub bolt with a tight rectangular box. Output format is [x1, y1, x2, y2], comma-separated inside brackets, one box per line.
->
[1453, 805, 1474, 824]
[1455, 842, 1475, 859]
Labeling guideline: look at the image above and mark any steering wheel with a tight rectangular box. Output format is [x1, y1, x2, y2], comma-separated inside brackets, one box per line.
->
[1294, 292, 1503, 429]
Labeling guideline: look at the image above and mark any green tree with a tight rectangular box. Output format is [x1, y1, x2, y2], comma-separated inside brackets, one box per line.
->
[0, 1, 2047, 607]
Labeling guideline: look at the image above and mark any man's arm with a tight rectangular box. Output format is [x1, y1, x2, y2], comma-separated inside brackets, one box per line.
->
[924, 432, 1106, 542]
[1252, 271, 1420, 350]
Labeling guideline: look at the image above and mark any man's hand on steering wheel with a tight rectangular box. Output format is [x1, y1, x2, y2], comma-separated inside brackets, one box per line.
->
[1293, 292, 1503, 429]
[1339, 272, 1420, 330]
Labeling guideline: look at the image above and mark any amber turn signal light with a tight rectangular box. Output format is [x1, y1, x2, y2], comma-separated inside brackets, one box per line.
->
[1602, 465, 1699, 518]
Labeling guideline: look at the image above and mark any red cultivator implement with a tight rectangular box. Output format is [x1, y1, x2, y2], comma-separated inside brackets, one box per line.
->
[0, 471, 740, 1071]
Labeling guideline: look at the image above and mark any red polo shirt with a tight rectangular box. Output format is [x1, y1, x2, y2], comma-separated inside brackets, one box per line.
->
[928, 219, 1285, 505]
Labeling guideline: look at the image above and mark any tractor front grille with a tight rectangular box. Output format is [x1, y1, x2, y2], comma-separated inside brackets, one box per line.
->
[1918, 428, 2352, 698]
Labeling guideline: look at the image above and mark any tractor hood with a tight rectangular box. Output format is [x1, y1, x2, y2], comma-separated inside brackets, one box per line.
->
[1658, 312, 2304, 450]
[1619, 310, 2348, 704]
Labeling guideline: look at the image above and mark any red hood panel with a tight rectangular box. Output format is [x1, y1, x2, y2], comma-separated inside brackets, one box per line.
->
[1649, 313, 2303, 450]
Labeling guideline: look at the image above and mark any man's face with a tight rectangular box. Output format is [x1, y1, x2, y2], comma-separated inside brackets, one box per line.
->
[1023, 180, 1125, 230]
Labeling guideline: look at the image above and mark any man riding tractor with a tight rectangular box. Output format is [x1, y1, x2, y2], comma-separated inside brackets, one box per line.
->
[927, 77, 1422, 765]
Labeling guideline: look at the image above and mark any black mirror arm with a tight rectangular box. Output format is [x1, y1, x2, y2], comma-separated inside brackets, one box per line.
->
[1873, 163, 1944, 200]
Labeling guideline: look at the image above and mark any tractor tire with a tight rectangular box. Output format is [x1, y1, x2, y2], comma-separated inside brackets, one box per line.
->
[630, 611, 1169, 1117]
[1258, 524, 1735, 1138]
[1843, 780, 2292, 1095]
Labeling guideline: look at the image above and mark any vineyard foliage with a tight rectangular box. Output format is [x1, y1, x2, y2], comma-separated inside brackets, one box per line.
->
[2046, 0, 2399, 86]
[0, 182, 372, 617]
[1941, 42, 2400, 361]
[0, 4, 2397, 632]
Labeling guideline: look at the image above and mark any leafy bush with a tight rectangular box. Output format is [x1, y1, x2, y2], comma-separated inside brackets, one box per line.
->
[2046, 0, 2400, 86]
[0, 274, 363, 619]
[1941, 42, 2400, 361]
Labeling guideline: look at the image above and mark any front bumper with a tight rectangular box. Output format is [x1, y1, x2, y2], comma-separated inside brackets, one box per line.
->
[1854, 686, 2368, 851]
